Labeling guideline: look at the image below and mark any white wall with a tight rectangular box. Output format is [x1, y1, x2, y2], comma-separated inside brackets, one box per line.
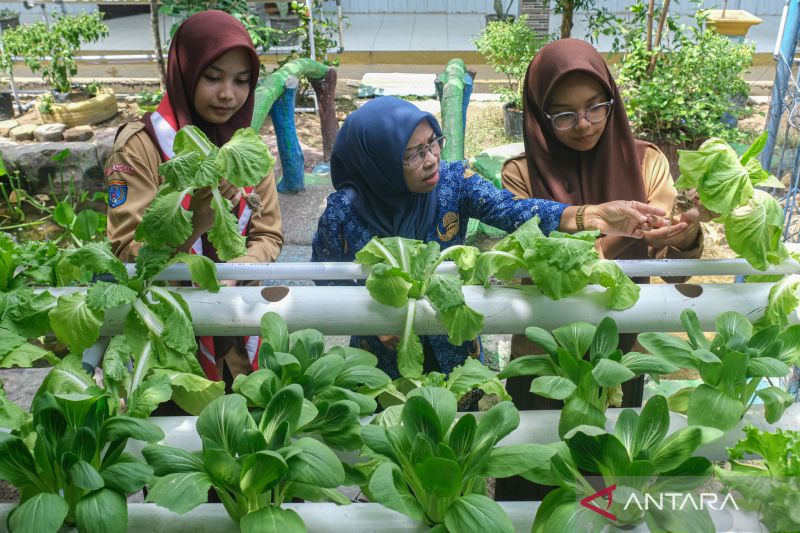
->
[594, 0, 781, 16]
[336, 0, 519, 14]
[0, 2, 97, 26]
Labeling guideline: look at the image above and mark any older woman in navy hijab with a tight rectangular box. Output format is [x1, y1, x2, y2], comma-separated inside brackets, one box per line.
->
[312, 96, 664, 381]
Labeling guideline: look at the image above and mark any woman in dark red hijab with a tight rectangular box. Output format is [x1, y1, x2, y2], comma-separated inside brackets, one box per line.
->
[496, 39, 709, 500]
[106, 10, 283, 385]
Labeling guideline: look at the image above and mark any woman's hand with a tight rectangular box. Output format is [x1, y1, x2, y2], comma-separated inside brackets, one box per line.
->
[582, 201, 669, 238]
[378, 335, 400, 351]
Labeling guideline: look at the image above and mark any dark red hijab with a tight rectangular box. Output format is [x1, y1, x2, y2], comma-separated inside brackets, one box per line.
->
[523, 39, 651, 259]
[144, 10, 260, 147]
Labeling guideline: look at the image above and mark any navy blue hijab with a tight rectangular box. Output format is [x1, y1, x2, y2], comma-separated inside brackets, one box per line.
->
[330, 97, 442, 240]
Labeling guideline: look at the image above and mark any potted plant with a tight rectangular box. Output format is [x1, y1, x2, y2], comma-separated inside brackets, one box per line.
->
[269, 0, 302, 47]
[473, 15, 548, 140]
[486, 0, 515, 24]
[2, 12, 117, 127]
[614, 1, 753, 175]
[0, 8, 19, 31]
[705, 0, 762, 39]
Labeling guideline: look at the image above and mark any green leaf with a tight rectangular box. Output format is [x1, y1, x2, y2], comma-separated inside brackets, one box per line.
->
[73, 209, 101, 242]
[558, 397, 605, 439]
[444, 494, 514, 533]
[467, 250, 525, 285]
[415, 457, 462, 497]
[215, 127, 274, 187]
[553, 321, 596, 358]
[69, 460, 105, 491]
[240, 506, 305, 533]
[589, 317, 619, 361]
[285, 437, 344, 488]
[173, 125, 216, 157]
[260, 312, 290, 353]
[397, 329, 423, 379]
[168, 253, 220, 292]
[0, 433, 39, 489]
[473, 401, 519, 453]
[205, 187, 246, 261]
[135, 190, 194, 248]
[530, 376, 577, 400]
[739, 131, 768, 164]
[723, 190, 787, 271]
[335, 365, 391, 390]
[8, 493, 68, 533]
[133, 245, 172, 281]
[49, 292, 103, 353]
[69, 243, 128, 282]
[100, 416, 165, 444]
[402, 395, 444, 443]
[651, 426, 723, 472]
[445, 358, 501, 396]
[747, 357, 790, 378]
[448, 413, 477, 460]
[196, 393, 254, 454]
[240, 450, 287, 496]
[86, 281, 138, 311]
[154, 370, 225, 416]
[687, 384, 743, 431]
[619, 352, 680, 377]
[588, 260, 640, 310]
[426, 273, 484, 345]
[591, 359, 635, 388]
[368, 462, 424, 521]
[523, 326, 558, 355]
[38, 355, 95, 396]
[53, 201, 76, 228]
[0, 336, 53, 369]
[75, 488, 127, 533]
[142, 444, 204, 476]
[482, 443, 556, 478]
[755, 386, 795, 424]
[262, 384, 303, 445]
[755, 275, 800, 331]
[406, 387, 457, 435]
[145, 471, 212, 515]
[631, 395, 670, 454]
[365, 263, 413, 308]
[126, 373, 173, 418]
[681, 309, 711, 349]
[637, 332, 697, 369]
[159, 151, 203, 190]
[497, 354, 557, 379]
[101, 461, 153, 493]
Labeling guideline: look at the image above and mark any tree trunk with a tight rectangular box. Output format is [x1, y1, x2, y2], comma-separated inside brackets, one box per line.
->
[647, 0, 671, 75]
[646, 0, 655, 51]
[560, 1, 574, 39]
[149, 0, 166, 91]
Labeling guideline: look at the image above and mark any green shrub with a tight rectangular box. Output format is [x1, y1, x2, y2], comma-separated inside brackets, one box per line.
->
[473, 16, 549, 109]
[3, 13, 108, 94]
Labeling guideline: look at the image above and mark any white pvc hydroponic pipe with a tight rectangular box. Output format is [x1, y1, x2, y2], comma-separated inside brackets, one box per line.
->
[140, 258, 800, 281]
[126, 404, 800, 463]
[46, 282, 792, 337]
[0, 502, 762, 533]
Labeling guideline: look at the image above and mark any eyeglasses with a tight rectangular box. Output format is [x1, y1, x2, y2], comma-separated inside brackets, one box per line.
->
[545, 99, 614, 131]
[403, 135, 446, 167]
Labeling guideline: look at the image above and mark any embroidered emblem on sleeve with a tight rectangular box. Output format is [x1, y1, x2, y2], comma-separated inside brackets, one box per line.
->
[436, 211, 459, 242]
[105, 163, 134, 177]
[108, 179, 128, 208]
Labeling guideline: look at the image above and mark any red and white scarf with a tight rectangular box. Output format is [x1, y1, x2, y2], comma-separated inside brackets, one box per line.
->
[151, 98, 261, 380]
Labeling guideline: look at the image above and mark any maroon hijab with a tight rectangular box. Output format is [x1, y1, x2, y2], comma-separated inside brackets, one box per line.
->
[144, 10, 260, 147]
[522, 39, 651, 259]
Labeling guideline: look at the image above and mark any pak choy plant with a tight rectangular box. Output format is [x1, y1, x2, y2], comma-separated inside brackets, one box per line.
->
[357, 387, 553, 532]
[675, 132, 787, 271]
[355, 237, 484, 379]
[143, 387, 349, 533]
[234, 312, 391, 449]
[463, 217, 640, 310]
[716, 425, 800, 533]
[638, 309, 799, 431]
[529, 395, 723, 533]
[44, 242, 225, 416]
[0, 389, 164, 533]
[136, 125, 275, 261]
[497, 317, 679, 437]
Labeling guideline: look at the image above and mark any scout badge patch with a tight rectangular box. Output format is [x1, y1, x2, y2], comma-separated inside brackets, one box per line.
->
[108, 178, 128, 207]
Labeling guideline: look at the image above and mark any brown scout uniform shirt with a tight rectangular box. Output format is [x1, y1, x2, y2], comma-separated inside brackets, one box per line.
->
[105, 121, 284, 264]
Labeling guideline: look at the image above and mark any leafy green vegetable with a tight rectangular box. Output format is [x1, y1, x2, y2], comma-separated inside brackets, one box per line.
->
[639, 309, 797, 431]
[136, 126, 274, 261]
[717, 426, 800, 533]
[358, 387, 549, 530]
[754, 274, 800, 331]
[675, 134, 788, 270]
[356, 238, 484, 378]
[232, 313, 390, 450]
[144, 390, 349, 532]
[530, 395, 722, 532]
[498, 317, 678, 437]
[0, 390, 162, 532]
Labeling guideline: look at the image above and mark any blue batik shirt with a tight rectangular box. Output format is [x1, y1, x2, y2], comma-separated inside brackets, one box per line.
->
[311, 160, 568, 378]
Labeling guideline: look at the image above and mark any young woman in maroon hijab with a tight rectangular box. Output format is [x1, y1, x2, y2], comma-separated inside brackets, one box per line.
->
[105, 10, 283, 384]
[496, 38, 712, 500]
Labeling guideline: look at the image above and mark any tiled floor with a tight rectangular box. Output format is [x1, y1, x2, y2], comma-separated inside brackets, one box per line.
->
[82, 12, 781, 54]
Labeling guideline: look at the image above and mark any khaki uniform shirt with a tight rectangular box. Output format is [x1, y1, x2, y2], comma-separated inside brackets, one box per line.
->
[105, 122, 283, 264]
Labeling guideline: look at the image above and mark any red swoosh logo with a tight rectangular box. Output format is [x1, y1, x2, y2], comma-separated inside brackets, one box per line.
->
[580, 484, 617, 521]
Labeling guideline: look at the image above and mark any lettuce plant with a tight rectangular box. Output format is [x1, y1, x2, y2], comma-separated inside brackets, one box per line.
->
[530, 395, 722, 533]
[463, 217, 640, 310]
[497, 317, 678, 437]
[754, 273, 800, 331]
[45, 242, 225, 416]
[143, 388, 349, 533]
[358, 387, 552, 532]
[233, 312, 391, 449]
[136, 125, 275, 261]
[355, 237, 484, 378]
[0, 390, 164, 533]
[639, 309, 799, 431]
[675, 132, 787, 270]
[716, 425, 800, 533]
